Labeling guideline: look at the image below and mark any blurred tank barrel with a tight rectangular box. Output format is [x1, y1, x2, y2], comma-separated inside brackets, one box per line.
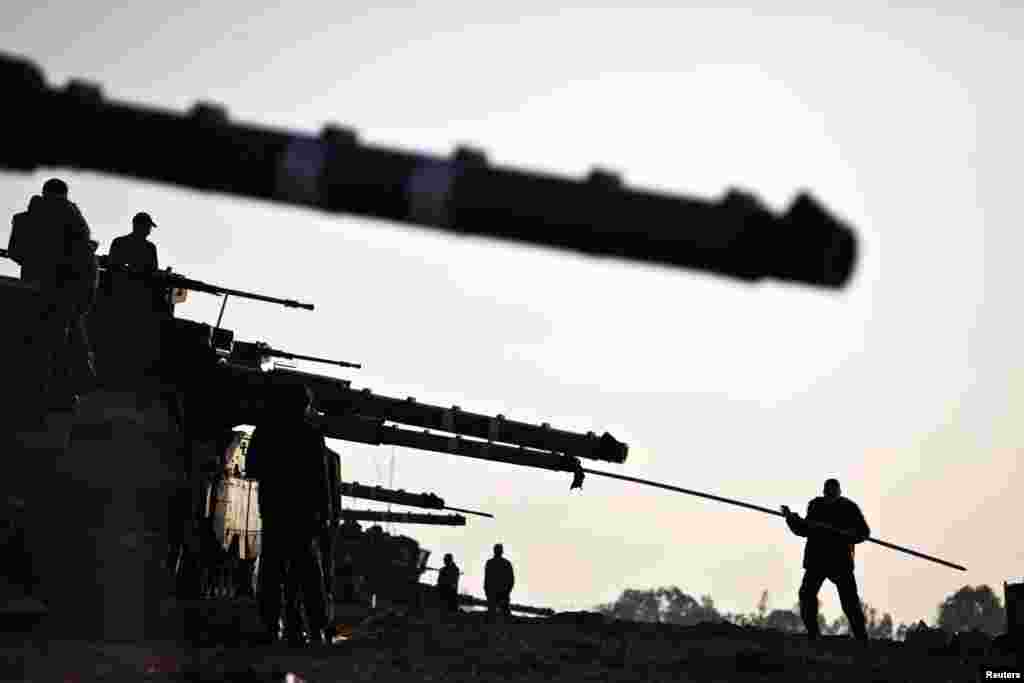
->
[340, 509, 466, 526]
[0, 52, 856, 288]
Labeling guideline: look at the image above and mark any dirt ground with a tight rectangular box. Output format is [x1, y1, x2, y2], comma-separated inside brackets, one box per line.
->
[7, 608, 1023, 682]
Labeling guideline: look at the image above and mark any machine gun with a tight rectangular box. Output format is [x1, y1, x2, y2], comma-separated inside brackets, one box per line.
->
[339, 482, 492, 518]
[0, 52, 857, 289]
[0, 248, 314, 311]
[229, 340, 360, 370]
[101, 262, 314, 318]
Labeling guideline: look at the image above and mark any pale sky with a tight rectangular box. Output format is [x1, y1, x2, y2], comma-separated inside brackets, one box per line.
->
[2, 2, 1021, 627]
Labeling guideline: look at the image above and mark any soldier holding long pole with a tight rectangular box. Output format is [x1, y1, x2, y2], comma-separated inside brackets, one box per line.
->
[781, 478, 869, 643]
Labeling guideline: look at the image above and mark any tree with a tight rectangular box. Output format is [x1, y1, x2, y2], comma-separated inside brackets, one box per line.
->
[755, 590, 769, 627]
[594, 588, 661, 622]
[828, 614, 849, 635]
[862, 602, 894, 639]
[764, 609, 803, 633]
[594, 586, 723, 625]
[936, 585, 1004, 635]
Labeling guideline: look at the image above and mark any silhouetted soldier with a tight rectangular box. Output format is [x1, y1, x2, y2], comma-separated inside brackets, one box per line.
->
[437, 553, 460, 614]
[337, 553, 356, 603]
[484, 543, 514, 618]
[0, 496, 36, 602]
[7, 195, 44, 282]
[14, 179, 97, 409]
[782, 478, 870, 643]
[320, 447, 341, 613]
[247, 384, 331, 646]
[108, 212, 158, 272]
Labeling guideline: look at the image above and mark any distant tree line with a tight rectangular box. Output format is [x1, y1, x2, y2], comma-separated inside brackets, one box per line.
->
[593, 584, 1007, 639]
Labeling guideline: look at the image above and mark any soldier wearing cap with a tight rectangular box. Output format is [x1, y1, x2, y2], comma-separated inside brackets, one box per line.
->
[109, 212, 158, 272]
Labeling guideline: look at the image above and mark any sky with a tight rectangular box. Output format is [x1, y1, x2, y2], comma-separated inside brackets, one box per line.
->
[2, 2, 1022, 627]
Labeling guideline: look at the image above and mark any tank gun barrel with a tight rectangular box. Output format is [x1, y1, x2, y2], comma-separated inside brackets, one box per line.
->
[339, 481, 446, 509]
[455, 594, 555, 616]
[1, 52, 856, 288]
[340, 509, 466, 526]
[321, 415, 586, 486]
[265, 367, 628, 463]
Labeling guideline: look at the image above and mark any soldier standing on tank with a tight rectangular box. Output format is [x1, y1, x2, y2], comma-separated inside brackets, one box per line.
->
[108, 212, 159, 272]
[782, 478, 871, 644]
[247, 384, 331, 646]
[11, 179, 97, 410]
[437, 553, 461, 615]
[484, 543, 514, 619]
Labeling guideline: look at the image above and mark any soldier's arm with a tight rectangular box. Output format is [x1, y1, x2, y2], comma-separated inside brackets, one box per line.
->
[68, 202, 91, 241]
[781, 503, 809, 536]
[509, 562, 515, 591]
[244, 429, 262, 480]
[851, 503, 871, 543]
[7, 222, 23, 264]
[108, 237, 125, 267]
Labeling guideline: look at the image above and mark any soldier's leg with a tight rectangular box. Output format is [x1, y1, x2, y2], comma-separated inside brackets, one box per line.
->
[832, 571, 868, 640]
[798, 570, 827, 638]
[282, 559, 305, 644]
[296, 533, 328, 639]
[257, 531, 285, 638]
[69, 311, 96, 393]
[318, 525, 334, 598]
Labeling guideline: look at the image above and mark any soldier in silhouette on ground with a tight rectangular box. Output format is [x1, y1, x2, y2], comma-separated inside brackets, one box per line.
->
[247, 383, 331, 646]
[0, 496, 36, 602]
[437, 553, 461, 615]
[320, 447, 340, 616]
[484, 543, 514, 619]
[782, 478, 870, 643]
[9, 179, 97, 411]
[337, 553, 356, 603]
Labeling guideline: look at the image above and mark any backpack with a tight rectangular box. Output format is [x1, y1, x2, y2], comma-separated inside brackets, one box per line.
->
[8, 210, 46, 277]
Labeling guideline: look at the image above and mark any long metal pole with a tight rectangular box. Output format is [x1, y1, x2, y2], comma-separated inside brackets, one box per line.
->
[581, 467, 966, 572]
[442, 506, 494, 519]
